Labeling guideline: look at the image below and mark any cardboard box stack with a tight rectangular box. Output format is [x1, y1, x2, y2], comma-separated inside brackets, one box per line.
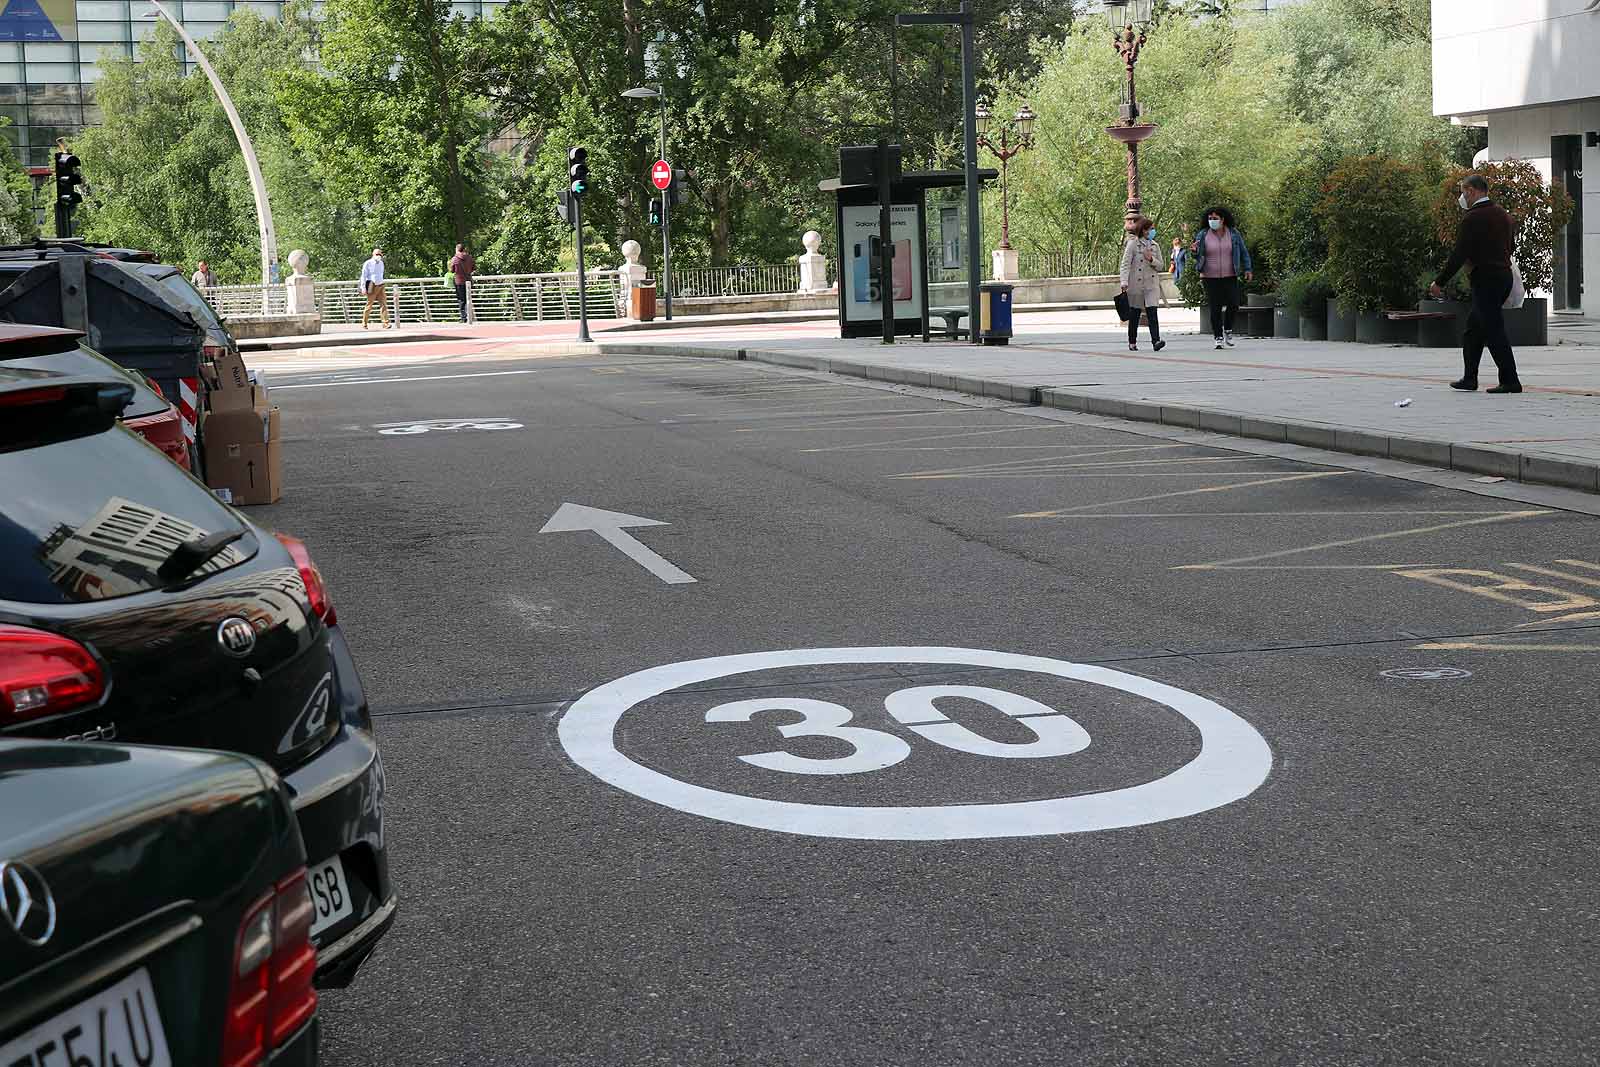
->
[201, 349, 282, 505]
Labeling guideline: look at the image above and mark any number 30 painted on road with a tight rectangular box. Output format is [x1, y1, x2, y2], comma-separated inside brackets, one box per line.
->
[705, 685, 1091, 776]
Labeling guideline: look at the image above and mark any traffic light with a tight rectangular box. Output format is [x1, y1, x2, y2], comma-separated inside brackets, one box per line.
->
[568, 146, 588, 196]
[54, 150, 83, 210]
[648, 199, 661, 227]
[557, 188, 573, 224]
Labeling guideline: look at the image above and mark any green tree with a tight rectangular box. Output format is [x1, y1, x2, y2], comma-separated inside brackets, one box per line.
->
[1317, 154, 1433, 312]
[74, 7, 361, 282]
[279, 0, 496, 278]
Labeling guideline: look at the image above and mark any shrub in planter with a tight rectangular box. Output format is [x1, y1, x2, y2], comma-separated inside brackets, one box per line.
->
[1283, 271, 1332, 318]
[1427, 158, 1574, 293]
[1316, 155, 1434, 315]
[1261, 152, 1338, 281]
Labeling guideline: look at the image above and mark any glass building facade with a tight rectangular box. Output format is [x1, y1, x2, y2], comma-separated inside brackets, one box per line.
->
[1, 0, 507, 168]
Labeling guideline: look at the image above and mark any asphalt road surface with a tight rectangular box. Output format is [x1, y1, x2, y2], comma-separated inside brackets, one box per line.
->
[258, 350, 1600, 1066]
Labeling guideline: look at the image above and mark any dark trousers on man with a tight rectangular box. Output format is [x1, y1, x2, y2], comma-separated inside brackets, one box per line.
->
[1202, 276, 1238, 338]
[1128, 305, 1161, 346]
[454, 282, 469, 322]
[1462, 268, 1518, 387]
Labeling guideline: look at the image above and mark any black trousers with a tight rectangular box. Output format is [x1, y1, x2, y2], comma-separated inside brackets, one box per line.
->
[455, 282, 469, 321]
[1462, 269, 1518, 386]
[1202, 276, 1238, 338]
[1128, 305, 1160, 345]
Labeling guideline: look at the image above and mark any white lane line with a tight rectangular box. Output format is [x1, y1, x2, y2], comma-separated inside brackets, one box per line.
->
[273, 370, 536, 389]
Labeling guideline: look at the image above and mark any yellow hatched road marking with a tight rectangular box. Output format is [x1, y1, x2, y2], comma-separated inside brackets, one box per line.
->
[1176, 510, 1551, 570]
[1016, 471, 1353, 519]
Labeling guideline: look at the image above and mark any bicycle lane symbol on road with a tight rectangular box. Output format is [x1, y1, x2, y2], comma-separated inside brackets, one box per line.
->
[558, 647, 1274, 841]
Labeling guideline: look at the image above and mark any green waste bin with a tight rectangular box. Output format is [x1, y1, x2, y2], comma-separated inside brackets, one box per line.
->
[980, 282, 1014, 345]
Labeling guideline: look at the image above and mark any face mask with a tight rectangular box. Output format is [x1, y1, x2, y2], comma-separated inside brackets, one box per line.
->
[1208, 218, 1222, 231]
[1457, 193, 1470, 210]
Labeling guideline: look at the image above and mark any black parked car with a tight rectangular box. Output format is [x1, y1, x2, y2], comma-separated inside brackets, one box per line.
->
[0, 238, 161, 263]
[0, 739, 317, 1065]
[0, 325, 394, 987]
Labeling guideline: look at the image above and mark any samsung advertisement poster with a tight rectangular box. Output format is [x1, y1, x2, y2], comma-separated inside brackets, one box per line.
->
[841, 204, 924, 323]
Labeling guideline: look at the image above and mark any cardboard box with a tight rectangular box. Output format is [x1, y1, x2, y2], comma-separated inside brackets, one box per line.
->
[204, 406, 282, 505]
[207, 350, 257, 412]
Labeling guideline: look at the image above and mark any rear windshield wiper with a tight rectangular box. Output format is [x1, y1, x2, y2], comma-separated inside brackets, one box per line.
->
[157, 527, 248, 586]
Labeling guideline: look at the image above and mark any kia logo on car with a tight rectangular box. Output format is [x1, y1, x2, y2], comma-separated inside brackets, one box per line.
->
[0, 861, 57, 946]
[217, 616, 257, 658]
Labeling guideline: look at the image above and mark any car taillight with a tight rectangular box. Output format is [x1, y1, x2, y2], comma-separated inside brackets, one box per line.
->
[273, 533, 337, 626]
[0, 625, 106, 725]
[222, 871, 318, 1067]
[0, 385, 67, 407]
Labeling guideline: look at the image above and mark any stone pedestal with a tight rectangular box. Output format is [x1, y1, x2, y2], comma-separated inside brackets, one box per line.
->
[618, 240, 650, 318]
[991, 247, 1019, 282]
[796, 229, 830, 293]
[284, 249, 315, 315]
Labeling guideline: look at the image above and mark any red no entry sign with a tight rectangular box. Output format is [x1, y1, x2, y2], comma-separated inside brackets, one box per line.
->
[650, 160, 673, 190]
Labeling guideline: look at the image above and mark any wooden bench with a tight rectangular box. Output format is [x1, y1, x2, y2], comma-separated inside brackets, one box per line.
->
[930, 306, 970, 339]
[1384, 310, 1456, 322]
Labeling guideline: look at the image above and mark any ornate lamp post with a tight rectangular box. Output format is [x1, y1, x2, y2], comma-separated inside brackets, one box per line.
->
[1103, 0, 1157, 233]
[976, 102, 1038, 282]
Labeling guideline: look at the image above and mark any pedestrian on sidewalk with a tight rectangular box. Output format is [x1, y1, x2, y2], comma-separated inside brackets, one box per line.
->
[1170, 236, 1188, 285]
[1191, 207, 1253, 349]
[191, 260, 215, 290]
[361, 247, 391, 329]
[1120, 217, 1167, 352]
[1429, 174, 1521, 394]
[448, 243, 476, 323]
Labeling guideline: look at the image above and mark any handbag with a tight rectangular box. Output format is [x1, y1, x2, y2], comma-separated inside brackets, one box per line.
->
[1503, 258, 1525, 310]
[1113, 290, 1131, 322]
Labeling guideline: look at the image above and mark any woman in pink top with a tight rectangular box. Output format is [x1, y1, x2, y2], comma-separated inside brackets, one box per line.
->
[1190, 206, 1254, 350]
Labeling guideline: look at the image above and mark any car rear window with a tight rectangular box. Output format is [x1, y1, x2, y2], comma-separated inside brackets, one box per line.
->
[0, 425, 253, 604]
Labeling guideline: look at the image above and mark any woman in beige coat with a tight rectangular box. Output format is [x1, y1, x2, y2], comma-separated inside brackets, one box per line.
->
[1119, 216, 1166, 351]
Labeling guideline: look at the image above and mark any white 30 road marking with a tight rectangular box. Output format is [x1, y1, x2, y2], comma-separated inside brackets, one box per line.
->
[559, 647, 1273, 840]
[377, 418, 523, 435]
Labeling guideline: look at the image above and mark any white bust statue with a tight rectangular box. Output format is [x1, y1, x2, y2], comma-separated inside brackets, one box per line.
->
[797, 229, 829, 293]
[284, 248, 315, 315]
[618, 239, 651, 318]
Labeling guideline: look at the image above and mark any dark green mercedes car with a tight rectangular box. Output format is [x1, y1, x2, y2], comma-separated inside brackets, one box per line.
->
[0, 739, 318, 1066]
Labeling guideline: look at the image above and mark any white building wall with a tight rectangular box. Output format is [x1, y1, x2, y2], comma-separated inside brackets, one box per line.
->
[1434, 2, 1600, 116]
[1435, 3, 1600, 314]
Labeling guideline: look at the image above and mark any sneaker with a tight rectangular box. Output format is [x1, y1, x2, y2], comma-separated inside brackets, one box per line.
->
[1214, 338, 1224, 350]
[1224, 330, 1236, 347]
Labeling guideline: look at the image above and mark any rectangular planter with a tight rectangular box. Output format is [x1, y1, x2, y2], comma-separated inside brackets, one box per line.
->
[1355, 311, 1417, 345]
[1298, 313, 1328, 341]
[1274, 306, 1300, 339]
[1326, 298, 1357, 342]
[1418, 299, 1466, 348]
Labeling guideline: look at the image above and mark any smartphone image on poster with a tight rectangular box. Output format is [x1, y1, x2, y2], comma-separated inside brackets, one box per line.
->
[892, 238, 912, 302]
[852, 242, 871, 303]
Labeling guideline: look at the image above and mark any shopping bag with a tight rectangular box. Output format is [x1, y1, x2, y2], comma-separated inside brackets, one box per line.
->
[1113, 290, 1131, 322]
[1503, 259, 1525, 310]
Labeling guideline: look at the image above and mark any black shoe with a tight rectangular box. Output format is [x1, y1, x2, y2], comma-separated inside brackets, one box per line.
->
[1449, 379, 1478, 391]
[1153, 339, 1166, 351]
[1129, 343, 1138, 351]
[1487, 382, 1523, 394]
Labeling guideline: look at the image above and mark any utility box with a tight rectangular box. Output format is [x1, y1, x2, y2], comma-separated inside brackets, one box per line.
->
[631, 281, 657, 322]
[979, 282, 1014, 345]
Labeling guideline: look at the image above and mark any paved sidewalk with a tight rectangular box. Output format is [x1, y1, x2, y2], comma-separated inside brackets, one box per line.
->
[579, 309, 1600, 494]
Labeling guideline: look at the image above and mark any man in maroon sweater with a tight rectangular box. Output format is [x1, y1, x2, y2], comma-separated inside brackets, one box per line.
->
[1430, 174, 1521, 394]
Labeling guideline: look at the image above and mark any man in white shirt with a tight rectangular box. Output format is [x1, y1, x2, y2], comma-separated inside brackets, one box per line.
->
[360, 247, 390, 329]
[191, 260, 215, 290]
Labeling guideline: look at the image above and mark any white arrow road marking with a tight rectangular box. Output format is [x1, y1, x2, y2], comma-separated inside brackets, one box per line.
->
[539, 503, 697, 585]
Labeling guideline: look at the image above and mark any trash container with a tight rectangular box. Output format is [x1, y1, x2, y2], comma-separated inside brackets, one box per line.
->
[631, 281, 657, 322]
[979, 281, 1014, 345]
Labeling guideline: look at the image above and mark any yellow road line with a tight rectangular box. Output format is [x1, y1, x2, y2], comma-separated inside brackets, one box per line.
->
[1015, 471, 1353, 519]
[1175, 510, 1550, 571]
[1415, 640, 1600, 653]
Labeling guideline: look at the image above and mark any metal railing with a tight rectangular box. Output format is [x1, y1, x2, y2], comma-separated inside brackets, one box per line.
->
[203, 271, 623, 326]
[668, 263, 809, 299]
[928, 247, 1124, 284]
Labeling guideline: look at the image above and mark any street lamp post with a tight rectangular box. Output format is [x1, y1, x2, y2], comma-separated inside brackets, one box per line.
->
[622, 85, 673, 321]
[142, 2, 278, 289]
[975, 102, 1037, 281]
[1103, 0, 1157, 233]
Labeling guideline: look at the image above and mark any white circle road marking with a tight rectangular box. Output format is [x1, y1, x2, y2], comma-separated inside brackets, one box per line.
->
[1379, 667, 1474, 680]
[558, 647, 1274, 841]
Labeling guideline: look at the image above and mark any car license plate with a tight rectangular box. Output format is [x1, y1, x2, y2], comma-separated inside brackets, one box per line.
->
[308, 854, 354, 938]
[0, 967, 172, 1067]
